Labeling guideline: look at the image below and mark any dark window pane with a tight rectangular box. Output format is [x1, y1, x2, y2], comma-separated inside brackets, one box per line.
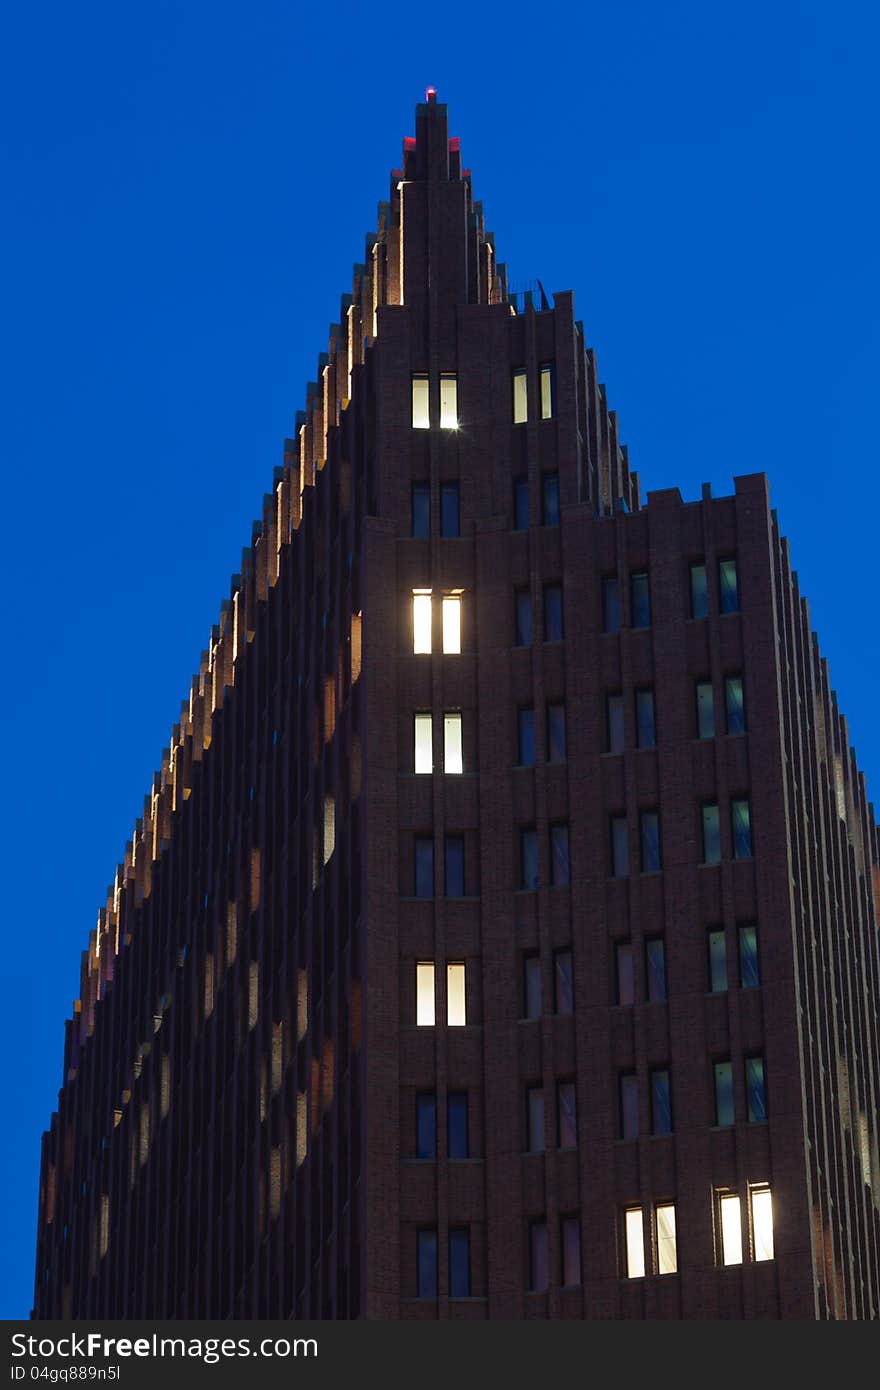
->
[448, 1092, 468, 1159]
[551, 823, 570, 887]
[646, 939, 666, 1002]
[444, 835, 465, 897]
[441, 482, 460, 538]
[696, 681, 714, 739]
[636, 690, 656, 748]
[562, 1216, 581, 1287]
[651, 1069, 672, 1135]
[523, 955, 542, 1019]
[732, 799, 752, 859]
[719, 558, 739, 613]
[527, 1086, 545, 1153]
[520, 828, 538, 890]
[417, 1230, 438, 1298]
[513, 476, 529, 530]
[726, 676, 746, 734]
[515, 590, 533, 646]
[542, 472, 560, 526]
[518, 707, 536, 766]
[746, 1056, 766, 1122]
[603, 576, 621, 633]
[616, 942, 634, 1006]
[412, 481, 430, 538]
[557, 1081, 577, 1149]
[547, 703, 566, 762]
[554, 950, 574, 1015]
[529, 1221, 549, 1292]
[714, 1061, 734, 1126]
[620, 1073, 639, 1139]
[702, 805, 721, 865]
[690, 562, 708, 618]
[607, 693, 625, 753]
[415, 837, 434, 897]
[641, 811, 661, 872]
[449, 1229, 470, 1297]
[416, 1093, 436, 1159]
[631, 572, 651, 628]
[544, 584, 563, 640]
[739, 925, 760, 989]
[708, 929, 728, 993]
[611, 816, 629, 877]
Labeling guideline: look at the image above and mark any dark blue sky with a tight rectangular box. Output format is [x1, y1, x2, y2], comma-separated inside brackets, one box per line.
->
[2, 0, 878, 1318]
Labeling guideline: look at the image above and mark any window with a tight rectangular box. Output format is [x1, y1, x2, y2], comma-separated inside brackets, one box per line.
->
[645, 939, 667, 1002]
[542, 472, 560, 526]
[751, 1187, 774, 1261]
[415, 837, 434, 898]
[690, 562, 708, 619]
[630, 572, 651, 628]
[719, 557, 739, 613]
[611, 816, 629, 877]
[443, 712, 463, 773]
[547, 703, 566, 762]
[606, 694, 625, 754]
[640, 811, 661, 872]
[416, 962, 435, 1026]
[625, 1208, 645, 1278]
[557, 1081, 577, 1149]
[448, 1093, 468, 1159]
[413, 590, 432, 654]
[696, 680, 714, 739]
[513, 369, 528, 424]
[725, 676, 746, 734]
[417, 1229, 438, 1296]
[412, 481, 430, 537]
[719, 1193, 742, 1265]
[731, 799, 752, 859]
[543, 584, 563, 640]
[702, 804, 721, 865]
[651, 1069, 672, 1135]
[620, 1073, 639, 1140]
[714, 1060, 734, 1126]
[561, 1216, 581, 1286]
[708, 929, 728, 993]
[442, 595, 461, 654]
[414, 713, 433, 774]
[520, 828, 539, 890]
[444, 835, 465, 898]
[602, 576, 621, 633]
[447, 963, 466, 1026]
[529, 1221, 549, 1292]
[515, 589, 533, 647]
[513, 476, 529, 530]
[745, 1056, 766, 1122]
[540, 363, 555, 419]
[739, 925, 760, 989]
[656, 1203, 677, 1275]
[554, 950, 574, 1015]
[412, 374, 430, 429]
[616, 943, 634, 1006]
[449, 1229, 470, 1297]
[523, 954, 542, 1019]
[440, 482, 460, 538]
[526, 1086, 545, 1153]
[416, 1093, 436, 1159]
[517, 707, 536, 767]
[636, 689, 656, 748]
[439, 373, 458, 429]
[550, 823, 570, 887]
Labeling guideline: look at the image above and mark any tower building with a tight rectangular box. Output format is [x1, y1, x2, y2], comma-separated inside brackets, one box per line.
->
[33, 94, 880, 1320]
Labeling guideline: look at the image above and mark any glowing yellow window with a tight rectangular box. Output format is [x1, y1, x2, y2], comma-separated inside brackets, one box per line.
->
[625, 1208, 645, 1278]
[440, 373, 458, 429]
[444, 713, 463, 774]
[442, 595, 461, 654]
[447, 963, 466, 1026]
[414, 714, 433, 774]
[751, 1187, 774, 1262]
[719, 1192, 743, 1265]
[513, 369, 528, 424]
[416, 962, 435, 1026]
[656, 1203, 677, 1274]
[413, 590, 432, 654]
[412, 374, 430, 429]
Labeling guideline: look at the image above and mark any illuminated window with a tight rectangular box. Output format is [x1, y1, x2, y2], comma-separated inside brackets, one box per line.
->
[708, 929, 728, 993]
[442, 595, 461, 653]
[413, 590, 432, 654]
[611, 816, 629, 877]
[656, 1203, 677, 1274]
[440, 373, 458, 428]
[323, 796, 335, 864]
[557, 1080, 577, 1149]
[412, 374, 430, 429]
[739, 925, 760, 988]
[414, 713, 433, 773]
[630, 572, 651, 628]
[416, 1093, 436, 1159]
[645, 938, 666, 1002]
[603, 576, 621, 633]
[616, 942, 634, 1006]
[447, 963, 466, 1026]
[526, 1085, 545, 1153]
[513, 369, 528, 424]
[523, 954, 542, 1019]
[690, 562, 708, 618]
[636, 689, 656, 748]
[561, 1216, 581, 1286]
[620, 1073, 639, 1140]
[547, 703, 566, 761]
[444, 835, 464, 897]
[417, 1229, 438, 1296]
[529, 1220, 549, 1292]
[412, 481, 430, 537]
[520, 827, 539, 890]
[415, 837, 434, 898]
[719, 1193, 743, 1265]
[745, 1055, 766, 1122]
[732, 798, 752, 859]
[513, 475, 529, 529]
[554, 950, 574, 1015]
[448, 1092, 468, 1159]
[444, 712, 463, 773]
[751, 1187, 774, 1261]
[702, 804, 721, 865]
[542, 472, 560, 525]
[416, 962, 435, 1026]
[726, 676, 746, 733]
[625, 1208, 645, 1278]
[696, 680, 714, 738]
[714, 1060, 734, 1126]
[518, 707, 536, 766]
[550, 823, 570, 887]
[449, 1229, 470, 1297]
[441, 482, 460, 537]
[607, 693, 624, 753]
[719, 557, 739, 613]
[540, 363, 555, 419]
[515, 589, 533, 646]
